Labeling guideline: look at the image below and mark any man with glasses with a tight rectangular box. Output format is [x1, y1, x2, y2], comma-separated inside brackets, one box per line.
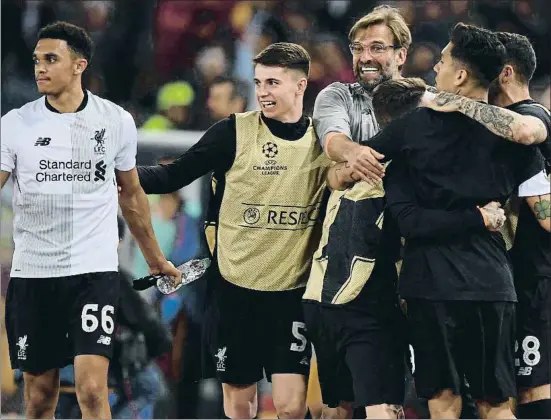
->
[302, 6, 411, 419]
[349, 42, 403, 59]
[315, 7, 409, 181]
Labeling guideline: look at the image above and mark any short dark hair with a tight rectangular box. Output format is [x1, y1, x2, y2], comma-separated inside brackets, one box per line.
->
[449, 23, 505, 88]
[372, 78, 427, 126]
[212, 76, 250, 109]
[38, 21, 94, 62]
[495, 32, 536, 83]
[253, 42, 310, 77]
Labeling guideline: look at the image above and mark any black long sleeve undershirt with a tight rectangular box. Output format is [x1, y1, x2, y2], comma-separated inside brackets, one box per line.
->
[384, 160, 485, 240]
[137, 113, 311, 194]
[138, 117, 237, 194]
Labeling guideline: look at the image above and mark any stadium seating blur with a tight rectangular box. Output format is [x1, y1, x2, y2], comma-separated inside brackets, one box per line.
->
[1, 0, 549, 418]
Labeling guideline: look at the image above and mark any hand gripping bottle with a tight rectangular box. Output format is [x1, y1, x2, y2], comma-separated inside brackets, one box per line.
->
[132, 258, 211, 295]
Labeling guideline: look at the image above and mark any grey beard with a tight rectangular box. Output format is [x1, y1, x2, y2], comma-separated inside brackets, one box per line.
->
[357, 72, 393, 92]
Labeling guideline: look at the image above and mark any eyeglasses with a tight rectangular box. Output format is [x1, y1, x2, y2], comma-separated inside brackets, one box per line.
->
[349, 43, 400, 56]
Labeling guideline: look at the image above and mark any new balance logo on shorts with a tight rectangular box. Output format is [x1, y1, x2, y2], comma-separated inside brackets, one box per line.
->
[97, 335, 111, 345]
[35, 137, 51, 146]
[94, 160, 106, 182]
[517, 367, 532, 376]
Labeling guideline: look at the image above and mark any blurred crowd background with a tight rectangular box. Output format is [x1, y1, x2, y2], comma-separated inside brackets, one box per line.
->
[1, 0, 549, 418]
[2, 0, 550, 123]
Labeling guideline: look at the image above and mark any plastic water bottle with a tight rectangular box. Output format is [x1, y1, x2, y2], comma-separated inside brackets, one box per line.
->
[133, 258, 211, 295]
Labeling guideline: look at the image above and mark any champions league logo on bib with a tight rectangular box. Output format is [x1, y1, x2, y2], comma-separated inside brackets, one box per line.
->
[253, 142, 288, 175]
[262, 142, 278, 158]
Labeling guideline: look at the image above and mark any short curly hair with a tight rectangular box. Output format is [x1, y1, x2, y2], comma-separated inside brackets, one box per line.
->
[38, 21, 94, 62]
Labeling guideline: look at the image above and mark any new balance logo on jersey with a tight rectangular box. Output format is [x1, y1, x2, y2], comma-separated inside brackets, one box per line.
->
[34, 137, 51, 146]
[92, 128, 106, 155]
[97, 335, 111, 345]
[94, 160, 106, 182]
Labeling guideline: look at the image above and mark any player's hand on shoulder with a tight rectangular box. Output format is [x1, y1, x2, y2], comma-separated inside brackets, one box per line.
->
[348, 145, 385, 183]
[419, 89, 437, 109]
[478, 201, 506, 232]
[149, 259, 182, 285]
[419, 89, 460, 113]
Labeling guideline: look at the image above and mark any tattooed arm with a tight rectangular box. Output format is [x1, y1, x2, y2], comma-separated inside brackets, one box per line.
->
[388, 405, 405, 419]
[526, 194, 551, 232]
[326, 161, 359, 190]
[519, 170, 551, 231]
[421, 91, 547, 145]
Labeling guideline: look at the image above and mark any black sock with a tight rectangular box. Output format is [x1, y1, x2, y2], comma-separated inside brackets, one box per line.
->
[517, 399, 551, 419]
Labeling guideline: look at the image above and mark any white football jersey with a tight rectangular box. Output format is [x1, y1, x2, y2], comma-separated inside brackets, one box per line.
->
[518, 169, 550, 197]
[0, 91, 137, 277]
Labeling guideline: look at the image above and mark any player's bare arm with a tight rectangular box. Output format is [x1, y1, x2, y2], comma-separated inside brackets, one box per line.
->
[324, 131, 359, 162]
[116, 168, 181, 282]
[526, 194, 551, 232]
[325, 132, 385, 181]
[0, 171, 10, 189]
[422, 91, 547, 145]
[326, 161, 359, 190]
[314, 84, 385, 181]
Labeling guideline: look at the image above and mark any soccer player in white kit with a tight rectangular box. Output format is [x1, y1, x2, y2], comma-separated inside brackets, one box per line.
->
[0, 22, 181, 419]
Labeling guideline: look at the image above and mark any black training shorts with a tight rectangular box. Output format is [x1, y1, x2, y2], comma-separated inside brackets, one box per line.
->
[5, 272, 120, 372]
[203, 278, 311, 385]
[303, 300, 407, 408]
[515, 277, 551, 389]
[406, 299, 516, 403]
